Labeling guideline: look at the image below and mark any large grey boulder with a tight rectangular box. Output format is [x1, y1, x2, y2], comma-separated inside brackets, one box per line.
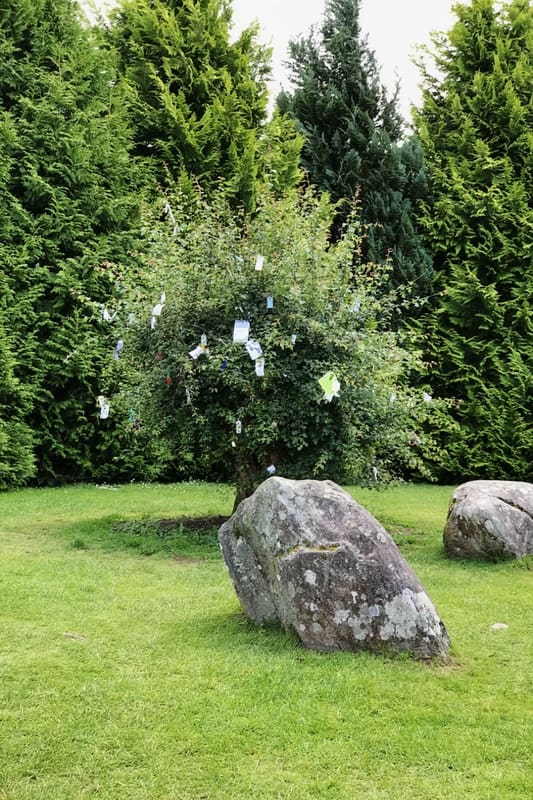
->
[218, 477, 450, 660]
[444, 480, 533, 560]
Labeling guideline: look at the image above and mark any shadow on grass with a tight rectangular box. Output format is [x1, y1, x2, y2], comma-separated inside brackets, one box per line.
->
[183, 609, 460, 671]
[60, 514, 522, 577]
[60, 515, 227, 560]
[210, 610, 304, 654]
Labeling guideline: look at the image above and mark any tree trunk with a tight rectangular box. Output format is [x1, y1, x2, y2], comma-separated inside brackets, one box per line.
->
[232, 452, 262, 513]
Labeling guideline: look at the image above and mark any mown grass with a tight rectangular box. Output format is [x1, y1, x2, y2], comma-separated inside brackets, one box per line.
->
[0, 482, 531, 800]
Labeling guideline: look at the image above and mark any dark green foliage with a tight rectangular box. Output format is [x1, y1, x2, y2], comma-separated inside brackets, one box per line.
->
[414, 0, 533, 480]
[109, 0, 278, 210]
[0, 288, 35, 488]
[90, 316, 177, 484]
[0, 0, 144, 483]
[257, 109, 304, 198]
[278, 0, 433, 294]
[114, 186, 435, 504]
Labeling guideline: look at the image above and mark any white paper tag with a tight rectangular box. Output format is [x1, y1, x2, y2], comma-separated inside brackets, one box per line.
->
[189, 346, 204, 359]
[245, 338, 263, 360]
[255, 357, 265, 377]
[233, 320, 250, 343]
[100, 403, 110, 420]
[150, 292, 166, 329]
[255, 254, 264, 271]
[102, 308, 116, 322]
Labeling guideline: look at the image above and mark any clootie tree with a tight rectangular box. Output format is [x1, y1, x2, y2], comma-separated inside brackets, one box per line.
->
[114, 186, 437, 508]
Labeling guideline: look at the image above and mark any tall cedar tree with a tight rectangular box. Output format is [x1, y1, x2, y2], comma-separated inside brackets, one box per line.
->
[414, 0, 533, 480]
[0, 0, 143, 484]
[109, 0, 287, 211]
[278, 0, 433, 295]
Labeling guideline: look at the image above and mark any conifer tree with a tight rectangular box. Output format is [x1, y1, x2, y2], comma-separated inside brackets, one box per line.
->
[0, 278, 35, 488]
[0, 0, 143, 483]
[414, 0, 533, 480]
[109, 0, 282, 210]
[278, 0, 432, 294]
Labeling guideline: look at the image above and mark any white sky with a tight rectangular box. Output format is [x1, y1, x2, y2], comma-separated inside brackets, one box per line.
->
[86, 0, 458, 123]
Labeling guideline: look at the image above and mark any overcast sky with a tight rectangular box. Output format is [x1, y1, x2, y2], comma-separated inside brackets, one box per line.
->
[87, 0, 458, 123]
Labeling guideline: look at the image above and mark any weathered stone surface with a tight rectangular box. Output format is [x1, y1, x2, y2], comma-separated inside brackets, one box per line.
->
[218, 477, 450, 659]
[443, 480, 533, 560]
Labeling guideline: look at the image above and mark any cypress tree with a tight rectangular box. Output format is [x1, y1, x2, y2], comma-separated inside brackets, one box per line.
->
[414, 0, 533, 480]
[0, 276, 35, 488]
[278, 0, 433, 294]
[109, 0, 273, 210]
[0, 0, 143, 483]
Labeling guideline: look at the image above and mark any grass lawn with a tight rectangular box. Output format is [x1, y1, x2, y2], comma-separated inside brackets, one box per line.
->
[0, 482, 531, 799]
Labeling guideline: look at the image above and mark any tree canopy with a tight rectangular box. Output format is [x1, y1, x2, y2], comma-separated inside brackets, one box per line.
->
[2, 0, 528, 490]
[109, 0, 278, 209]
[108, 186, 436, 506]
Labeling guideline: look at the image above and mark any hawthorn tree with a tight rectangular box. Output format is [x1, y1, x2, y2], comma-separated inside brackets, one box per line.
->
[111, 186, 437, 506]
[414, 0, 533, 480]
